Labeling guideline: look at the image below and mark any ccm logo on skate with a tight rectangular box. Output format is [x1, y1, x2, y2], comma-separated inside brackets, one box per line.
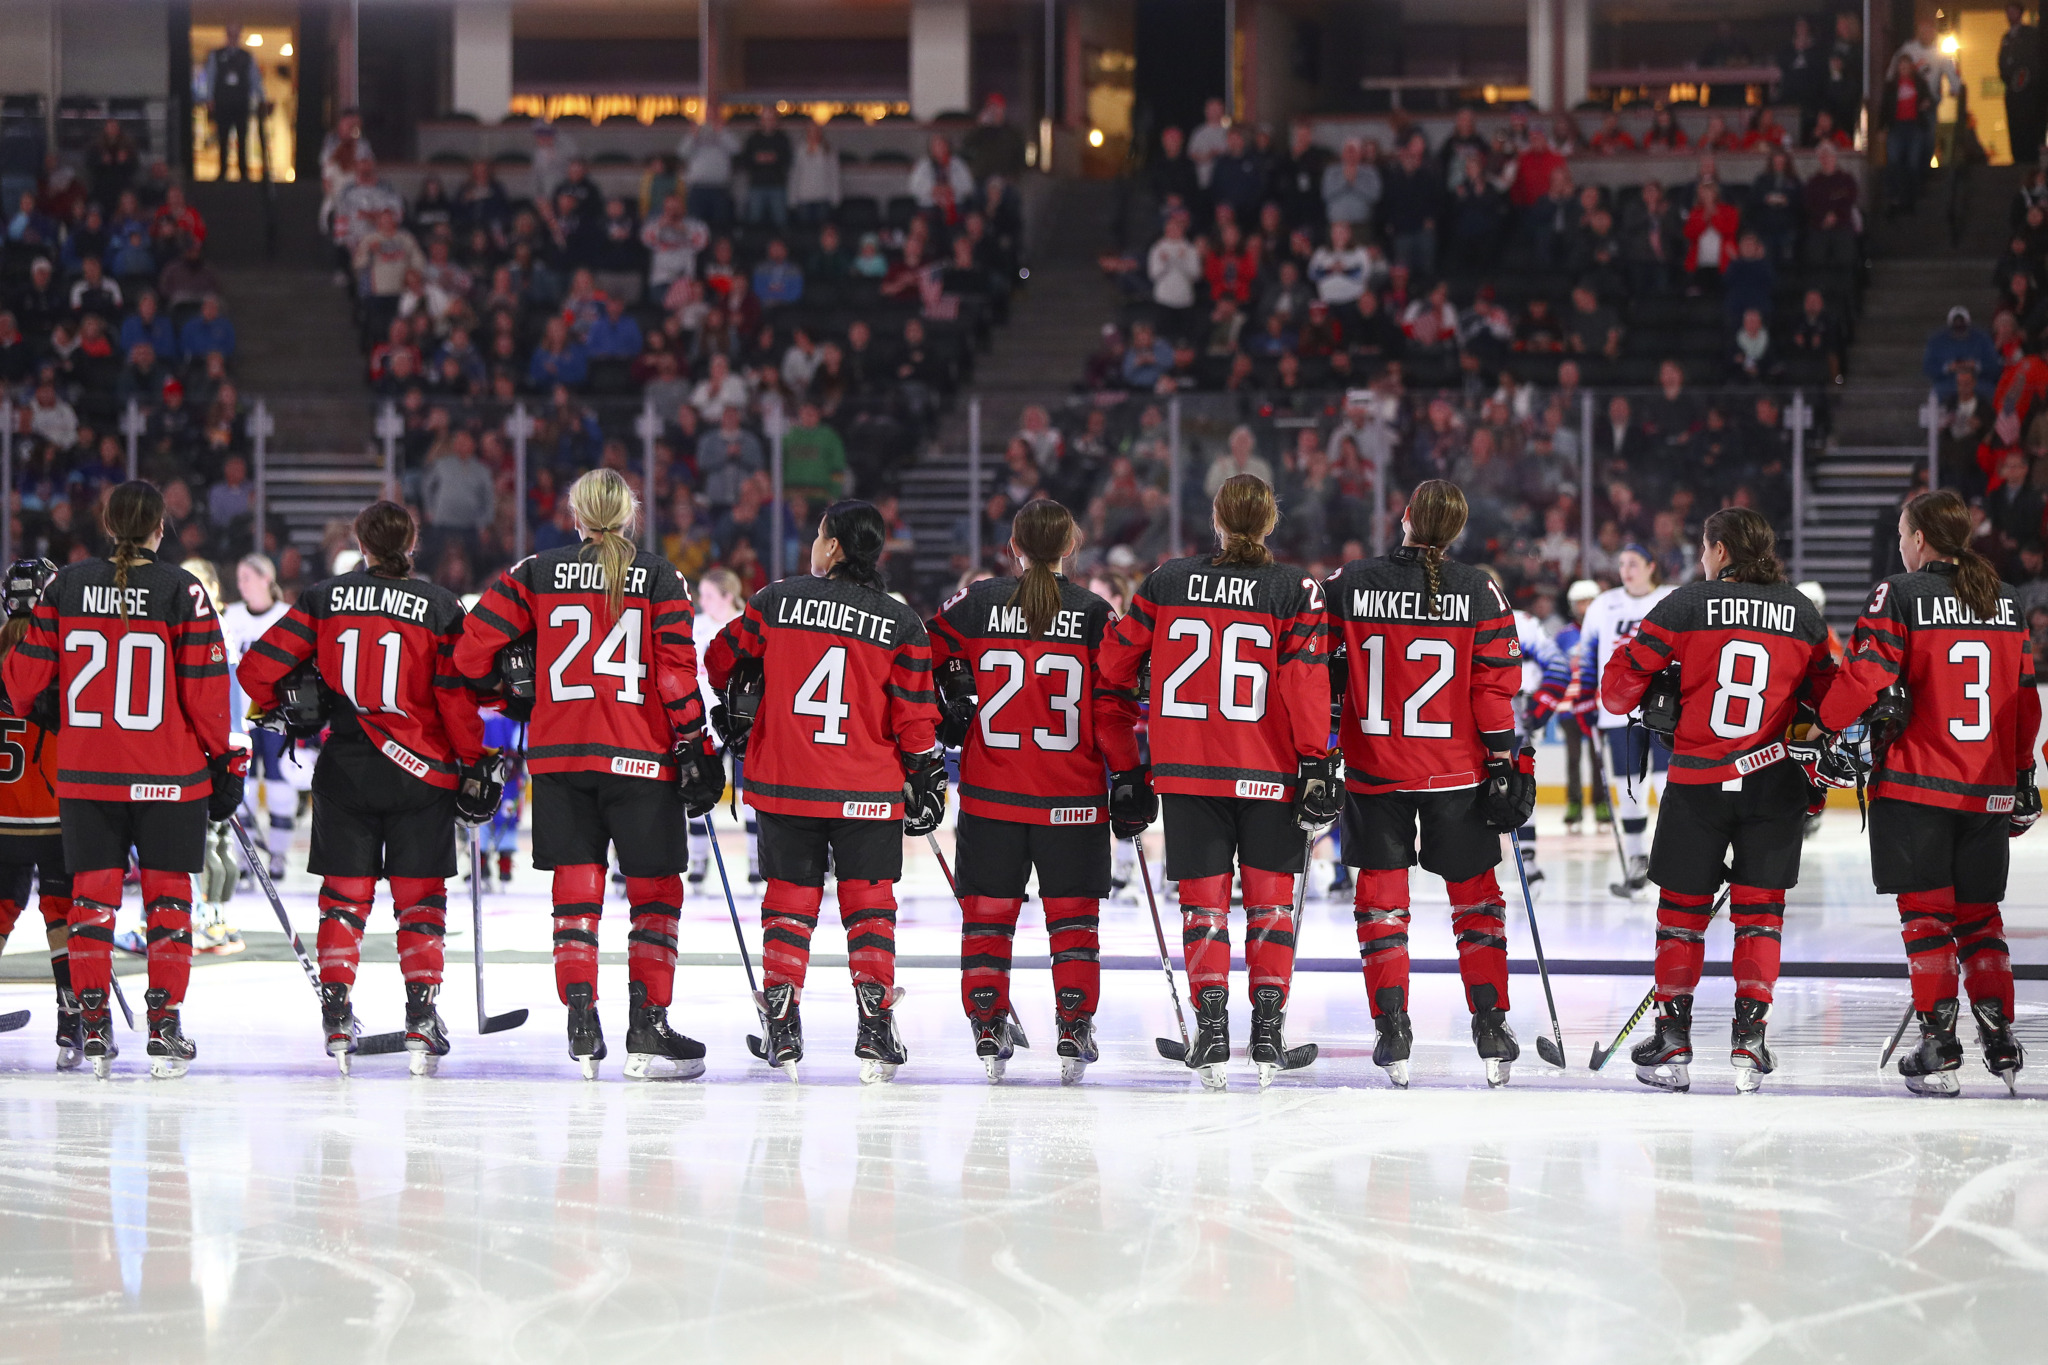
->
[843, 801, 893, 819]
[381, 740, 430, 779]
[1734, 742, 1786, 776]
[1050, 807, 1100, 825]
[1235, 780, 1287, 801]
[129, 783, 181, 801]
[1988, 794, 2016, 812]
[611, 757, 662, 779]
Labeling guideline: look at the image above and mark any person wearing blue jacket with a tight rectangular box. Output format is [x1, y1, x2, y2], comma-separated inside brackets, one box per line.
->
[120, 290, 179, 363]
[1922, 305, 2002, 400]
[178, 294, 237, 361]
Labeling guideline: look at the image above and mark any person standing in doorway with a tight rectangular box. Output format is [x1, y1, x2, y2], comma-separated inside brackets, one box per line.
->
[202, 25, 263, 182]
[2002, 4, 2046, 169]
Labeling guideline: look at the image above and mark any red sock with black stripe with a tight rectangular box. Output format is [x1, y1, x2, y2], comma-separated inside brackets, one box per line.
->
[140, 869, 195, 1006]
[1446, 870, 1509, 1012]
[1352, 868, 1412, 1015]
[1729, 885, 1785, 1004]
[1178, 874, 1233, 998]
[66, 868, 122, 997]
[1954, 900, 2015, 1019]
[838, 879, 898, 988]
[550, 864, 605, 1004]
[1241, 868, 1297, 1006]
[317, 876, 377, 986]
[762, 879, 824, 992]
[625, 874, 683, 1008]
[1653, 888, 1717, 1001]
[389, 877, 448, 985]
[1042, 896, 1102, 1015]
[1896, 890, 1959, 1011]
[960, 895, 1023, 1015]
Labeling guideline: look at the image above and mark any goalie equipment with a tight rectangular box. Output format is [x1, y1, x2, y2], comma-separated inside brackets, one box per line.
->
[3, 557, 55, 619]
[454, 749, 508, 826]
[1639, 667, 1681, 738]
[1476, 746, 1537, 832]
[1293, 753, 1344, 832]
[711, 657, 763, 756]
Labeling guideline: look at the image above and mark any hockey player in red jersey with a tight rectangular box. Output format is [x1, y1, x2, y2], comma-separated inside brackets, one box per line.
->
[1, 482, 242, 1078]
[455, 470, 722, 1081]
[239, 502, 500, 1076]
[1096, 475, 1337, 1090]
[928, 499, 1118, 1084]
[1325, 481, 1531, 1087]
[705, 500, 946, 1084]
[1603, 508, 1838, 1093]
[1819, 490, 2037, 1095]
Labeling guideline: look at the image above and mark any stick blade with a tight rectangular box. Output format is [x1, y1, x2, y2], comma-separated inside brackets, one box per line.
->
[480, 1009, 528, 1034]
[1587, 1042, 1614, 1071]
[1155, 1037, 1187, 1061]
[0, 1008, 28, 1032]
[1535, 1035, 1567, 1069]
[356, 1031, 410, 1055]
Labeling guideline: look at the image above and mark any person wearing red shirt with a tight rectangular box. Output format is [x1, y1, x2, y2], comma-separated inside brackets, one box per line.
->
[1682, 181, 1741, 282]
[1509, 128, 1566, 209]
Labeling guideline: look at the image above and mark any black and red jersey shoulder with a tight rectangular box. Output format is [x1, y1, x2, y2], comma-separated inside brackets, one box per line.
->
[929, 575, 1118, 826]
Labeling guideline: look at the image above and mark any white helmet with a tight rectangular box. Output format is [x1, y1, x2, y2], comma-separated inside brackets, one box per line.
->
[1567, 578, 1600, 603]
[1796, 580, 1825, 611]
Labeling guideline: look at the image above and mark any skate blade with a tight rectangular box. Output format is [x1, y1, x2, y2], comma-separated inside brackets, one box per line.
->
[1733, 1065, 1765, 1094]
[578, 1054, 600, 1081]
[1196, 1062, 1228, 1092]
[1059, 1056, 1090, 1085]
[408, 1050, 441, 1078]
[859, 1059, 899, 1085]
[1485, 1058, 1513, 1088]
[1903, 1070, 1961, 1097]
[56, 1046, 82, 1072]
[91, 1054, 112, 1080]
[1635, 1062, 1691, 1092]
[1995, 1066, 2020, 1096]
[623, 1053, 706, 1082]
[1380, 1060, 1410, 1089]
[982, 1055, 1006, 1083]
[335, 1051, 351, 1077]
[1256, 1060, 1278, 1089]
[149, 1055, 189, 1079]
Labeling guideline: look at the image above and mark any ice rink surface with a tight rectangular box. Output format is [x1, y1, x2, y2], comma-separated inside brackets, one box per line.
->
[0, 809, 2043, 1364]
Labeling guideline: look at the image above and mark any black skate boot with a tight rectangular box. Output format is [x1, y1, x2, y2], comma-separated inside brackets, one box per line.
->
[1372, 987, 1413, 1089]
[565, 981, 606, 1080]
[750, 982, 804, 1079]
[1187, 985, 1231, 1091]
[1248, 985, 1317, 1089]
[966, 985, 1017, 1083]
[623, 980, 706, 1081]
[320, 981, 359, 1075]
[1730, 998, 1776, 1093]
[1471, 985, 1520, 1088]
[1899, 998, 1965, 1097]
[54, 987, 84, 1072]
[1609, 854, 1650, 898]
[404, 982, 451, 1077]
[1631, 995, 1694, 1092]
[145, 988, 195, 1079]
[78, 987, 115, 1078]
[1055, 987, 1098, 1085]
[1971, 998, 2025, 1095]
[853, 981, 907, 1084]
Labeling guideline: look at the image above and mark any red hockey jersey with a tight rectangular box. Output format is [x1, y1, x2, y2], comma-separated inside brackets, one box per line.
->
[1818, 564, 2039, 812]
[1604, 579, 1838, 785]
[0, 711, 59, 838]
[705, 574, 939, 820]
[1, 549, 230, 802]
[1095, 555, 1329, 800]
[238, 569, 486, 789]
[928, 575, 1122, 826]
[454, 547, 704, 781]
[1325, 548, 1521, 793]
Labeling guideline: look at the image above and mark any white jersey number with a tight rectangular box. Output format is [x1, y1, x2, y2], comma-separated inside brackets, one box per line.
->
[794, 646, 851, 745]
[1947, 640, 1992, 742]
[546, 606, 647, 705]
[1158, 619, 1271, 722]
[64, 629, 166, 732]
[977, 650, 1083, 753]
[1707, 640, 1773, 739]
[1356, 635, 1457, 739]
[336, 628, 407, 716]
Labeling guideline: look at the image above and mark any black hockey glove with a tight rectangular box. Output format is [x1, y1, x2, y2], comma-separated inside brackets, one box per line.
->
[711, 658, 764, 757]
[1476, 746, 1538, 832]
[1790, 734, 1861, 797]
[206, 737, 251, 824]
[2011, 766, 2040, 838]
[936, 657, 978, 750]
[675, 734, 727, 820]
[496, 637, 536, 723]
[3, 557, 55, 619]
[902, 746, 949, 837]
[1639, 668, 1681, 738]
[1293, 753, 1345, 832]
[454, 748, 508, 827]
[1108, 765, 1158, 839]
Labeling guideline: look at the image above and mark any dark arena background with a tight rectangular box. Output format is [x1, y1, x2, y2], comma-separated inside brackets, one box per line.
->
[0, 0, 2043, 1360]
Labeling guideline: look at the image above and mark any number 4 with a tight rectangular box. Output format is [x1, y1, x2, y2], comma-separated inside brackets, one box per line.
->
[795, 646, 851, 745]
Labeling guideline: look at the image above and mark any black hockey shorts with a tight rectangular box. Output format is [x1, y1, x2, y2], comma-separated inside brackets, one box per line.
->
[61, 797, 207, 874]
[1867, 797, 2010, 901]
[531, 769, 690, 878]
[954, 810, 1111, 899]
[1161, 794, 1304, 881]
[308, 736, 460, 880]
[756, 809, 903, 886]
[1648, 759, 1809, 897]
[0, 833, 69, 903]
[1340, 785, 1502, 883]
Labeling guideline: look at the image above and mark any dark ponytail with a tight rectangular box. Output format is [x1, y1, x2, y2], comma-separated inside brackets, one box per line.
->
[1701, 506, 1784, 585]
[1905, 489, 2003, 621]
[1211, 474, 1277, 568]
[1404, 478, 1469, 620]
[354, 500, 418, 578]
[1007, 498, 1075, 639]
[821, 499, 888, 591]
[103, 480, 165, 629]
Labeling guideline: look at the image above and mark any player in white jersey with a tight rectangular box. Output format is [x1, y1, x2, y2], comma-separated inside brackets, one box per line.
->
[1508, 592, 1566, 888]
[686, 568, 757, 884]
[1572, 545, 1677, 895]
[219, 555, 296, 882]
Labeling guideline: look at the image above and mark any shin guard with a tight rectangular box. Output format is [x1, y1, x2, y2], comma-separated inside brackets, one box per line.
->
[1241, 867, 1297, 1004]
[960, 895, 1024, 1015]
[839, 880, 898, 988]
[140, 870, 195, 1006]
[550, 864, 605, 1004]
[1043, 896, 1102, 1015]
[0, 896, 20, 940]
[761, 879, 824, 991]
[1353, 868, 1412, 1014]
[389, 877, 449, 985]
[624, 874, 684, 1008]
[1447, 870, 1510, 1013]
[1178, 874, 1233, 997]
[1653, 888, 1717, 1001]
[67, 868, 122, 997]
[1729, 885, 1785, 1003]
[316, 876, 378, 986]
[1954, 901, 2015, 1019]
[1896, 889, 1960, 1012]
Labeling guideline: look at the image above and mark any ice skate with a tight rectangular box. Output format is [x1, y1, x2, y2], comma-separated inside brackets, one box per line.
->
[404, 983, 452, 1077]
[1730, 998, 1776, 1093]
[1326, 863, 1352, 897]
[1471, 986, 1519, 1087]
[1563, 799, 1583, 834]
[751, 982, 804, 1080]
[564, 981, 606, 1080]
[145, 989, 195, 1079]
[687, 858, 708, 887]
[1971, 998, 2024, 1094]
[623, 981, 707, 1081]
[853, 982, 907, 1084]
[1248, 985, 1316, 1089]
[1055, 988, 1097, 1085]
[1594, 799, 1613, 828]
[320, 981, 359, 1076]
[194, 905, 244, 955]
[54, 988, 84, 1072]
[1187, 985, 1230, 1091]
[1631, 995, 1693, 1092]
[1608, 854, 1649, 898]
[746, 856, 765, 886]
[1372, 988, 1412, 1088]
[1899, 998, 1964, 1097]
[966, 986, 1017, 1082]
[79, 988, 116, 1078]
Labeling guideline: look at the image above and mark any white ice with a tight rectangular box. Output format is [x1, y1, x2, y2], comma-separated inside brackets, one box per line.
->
[0, 809, 2043, 1364]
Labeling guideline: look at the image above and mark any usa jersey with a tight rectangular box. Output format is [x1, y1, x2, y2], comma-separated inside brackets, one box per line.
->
[1819, 565, 2039, 812]
[928, 576, 1120, 826]
[704, 575, 939, 820]
[219, 598, 288, 733]
[1325, 549, 1520, 793]
[1096, 556, 1329, 800]
[1603, 580, 1837, 785]
[455, 547, 705, 782]
[1, 549, 230, 802]
[0, 710, 59, 837]
[1575, 584, 1677, 730]
[239, 570, 486, 789]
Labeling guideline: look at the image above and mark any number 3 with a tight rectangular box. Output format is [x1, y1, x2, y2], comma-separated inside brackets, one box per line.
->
[1948, 640, 1992, 741]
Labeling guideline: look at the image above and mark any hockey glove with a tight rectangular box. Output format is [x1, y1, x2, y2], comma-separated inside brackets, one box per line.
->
[675, 735, 728, 820]
[936, 692, 977, 750]
[901, 746, 949, 837]
[1639, 668, 1681, 738]
[2012, 766, 2040, 838]
[711, 658, 764, 757]
[1293, 753, 1345, 832]
[454, 748, 508, 827]
[1790, 735, 1860, 794]
[207, 734, 252, 824]
[1108, 765, 1158, 839]
[495, 637, 536, 723]
[3, 557, 55, 619]
[1476, 746, 1538, 832]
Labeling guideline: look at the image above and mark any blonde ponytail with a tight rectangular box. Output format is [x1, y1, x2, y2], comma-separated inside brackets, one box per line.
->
[569, 469, 640, 620]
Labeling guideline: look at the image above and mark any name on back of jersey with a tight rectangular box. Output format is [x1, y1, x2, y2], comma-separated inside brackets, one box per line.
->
[1349, 588, 1474, 623]
[1911, 596, 2018, 628]
[776, 594, 898, 645]
[1704, 598, 1800, 633]
[330, 583, 431, 622]
[553, 562, 652, 597]
[1185, 573, 1258, 607]
[80, 585, 150, 617]
[983, 605, 1088, 640]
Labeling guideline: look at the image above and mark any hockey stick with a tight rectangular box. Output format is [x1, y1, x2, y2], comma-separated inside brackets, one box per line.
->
[699, 811, 779, 1067]
[1586, 730, 1637, 897]
[229, 817, 406, 1055]
[1506, 829, 1567, 1069]
[0, 1009, 26, 1033]
[467, 829, 528, 1034]
[1587, 883, 1733, 1070]
[109, 975, 134, 1030]
[1138, 843, 1195, 1061]
[1877, 1002, 1917, 1070]
[923, 833, 1031, 1049]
